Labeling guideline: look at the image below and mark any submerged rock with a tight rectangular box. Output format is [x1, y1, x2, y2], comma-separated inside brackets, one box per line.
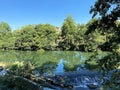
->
[0, 67, 7, 76]
[38, 70, 104, 90]
[0, 69, 7, 76]
[73, 86, 89, 90]
[33, 70, 40, 77]
[87, 83, 99, 89]
[43, 87, 55, 90]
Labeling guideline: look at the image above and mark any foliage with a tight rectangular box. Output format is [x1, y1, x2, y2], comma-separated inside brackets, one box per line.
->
[89, 0, 120, 71]
[59, 15, 77, 50]
[90, 0, 120, 28]
[14, 24, 58, 51]
[0, 15, 119, 52]
[34, 24, 58, 50]
[9, 61, 35, 78]
[0, 75, 18, 90]
[88, 1, 120, 88]
[15, 25, 36, 50]
[0, 22, 14, 50]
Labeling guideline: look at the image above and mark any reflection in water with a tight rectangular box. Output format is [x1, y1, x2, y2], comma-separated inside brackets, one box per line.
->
[35, 61, 57, 75]
[54, 59, 64, 73]
[0, 51, 109, 89]
[0, 51, 107, 74]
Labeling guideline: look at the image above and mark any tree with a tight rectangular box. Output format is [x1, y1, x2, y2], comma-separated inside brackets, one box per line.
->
[60, 15, 77, 50]
[0, 22, 11, 33]
[90, 0, 120, 28]
[84, 18, 106, 52]
[89, 0, 120, 74]
[85, 18, 99, 35]
[14, 24, 58, 51]
[75, 23, 87, 51]
[15, 25, 36, 50]
[90, 0, 120, 61]
[86, 2, 120, 88]
[34, 24, 58, 50]
[0, 22, 12, 49]
[61, 15, 77, 38]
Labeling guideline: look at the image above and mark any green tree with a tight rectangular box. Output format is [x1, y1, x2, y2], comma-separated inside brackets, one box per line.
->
[15, 24, 58, 51]
[85, 18, 99, 35]
[75, 23, 87, 51]
[15, 25, 36, 50]
[87, 4, 120, 89]
[84, 29, 106, 52]
[84, 19, 106, 52]
[0, 22, 11, 33]
[34, 24, 58, 50]
[90, 0, 120, 69]
[0, 22, 12, 49]
[60, 15, 77, 50]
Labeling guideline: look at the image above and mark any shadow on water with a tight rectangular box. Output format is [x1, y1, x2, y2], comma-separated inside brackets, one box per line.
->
[35, 61, 58, 75]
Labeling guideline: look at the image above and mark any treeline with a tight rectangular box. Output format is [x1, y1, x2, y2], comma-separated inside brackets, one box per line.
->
[0, 16, 120, 51]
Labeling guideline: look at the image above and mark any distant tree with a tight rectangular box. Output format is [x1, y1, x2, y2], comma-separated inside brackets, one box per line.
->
[75, 23, 87, 50]
[15, 25, 36, 50]
[0, 22, 11, 33]
[34, 24, 58, 50]
[60, 15, 77, 50]
[61, 15, 77, 38]
[0, 22, 12, 49]
[14, 23, 58, 51]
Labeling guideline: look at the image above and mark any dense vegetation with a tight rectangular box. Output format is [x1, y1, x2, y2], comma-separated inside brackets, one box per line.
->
[89, 0, 120, 89]
[0, 17, 120, 52]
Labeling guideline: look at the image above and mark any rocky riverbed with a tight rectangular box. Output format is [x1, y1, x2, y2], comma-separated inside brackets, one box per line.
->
[38, 69, 104, 90]
[0, 66, 120, 90]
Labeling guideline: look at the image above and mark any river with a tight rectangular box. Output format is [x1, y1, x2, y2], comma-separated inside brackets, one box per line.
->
[0, 50, 108, 74]
[0, 50, 110, 90]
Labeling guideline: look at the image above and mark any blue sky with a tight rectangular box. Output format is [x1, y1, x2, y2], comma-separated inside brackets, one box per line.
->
[0, 0, 96, 30]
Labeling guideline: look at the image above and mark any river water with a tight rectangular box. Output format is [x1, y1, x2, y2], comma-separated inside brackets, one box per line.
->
[0, 50, 109, 90]
[0, 50, 108, 73]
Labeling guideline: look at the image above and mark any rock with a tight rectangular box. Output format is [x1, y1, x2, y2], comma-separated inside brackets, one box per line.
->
[0, 66, 3, 71]
[43, 87, 55, 90]
[116, 80, 120, 84]
[87, 83, 98, 89]
[33, 70, 40, 77]
[0, 69, 7, 76]
[73, 86, 89, 90]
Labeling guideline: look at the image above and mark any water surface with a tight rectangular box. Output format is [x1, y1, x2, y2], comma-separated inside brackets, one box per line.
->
[0, 50, 107, 74]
